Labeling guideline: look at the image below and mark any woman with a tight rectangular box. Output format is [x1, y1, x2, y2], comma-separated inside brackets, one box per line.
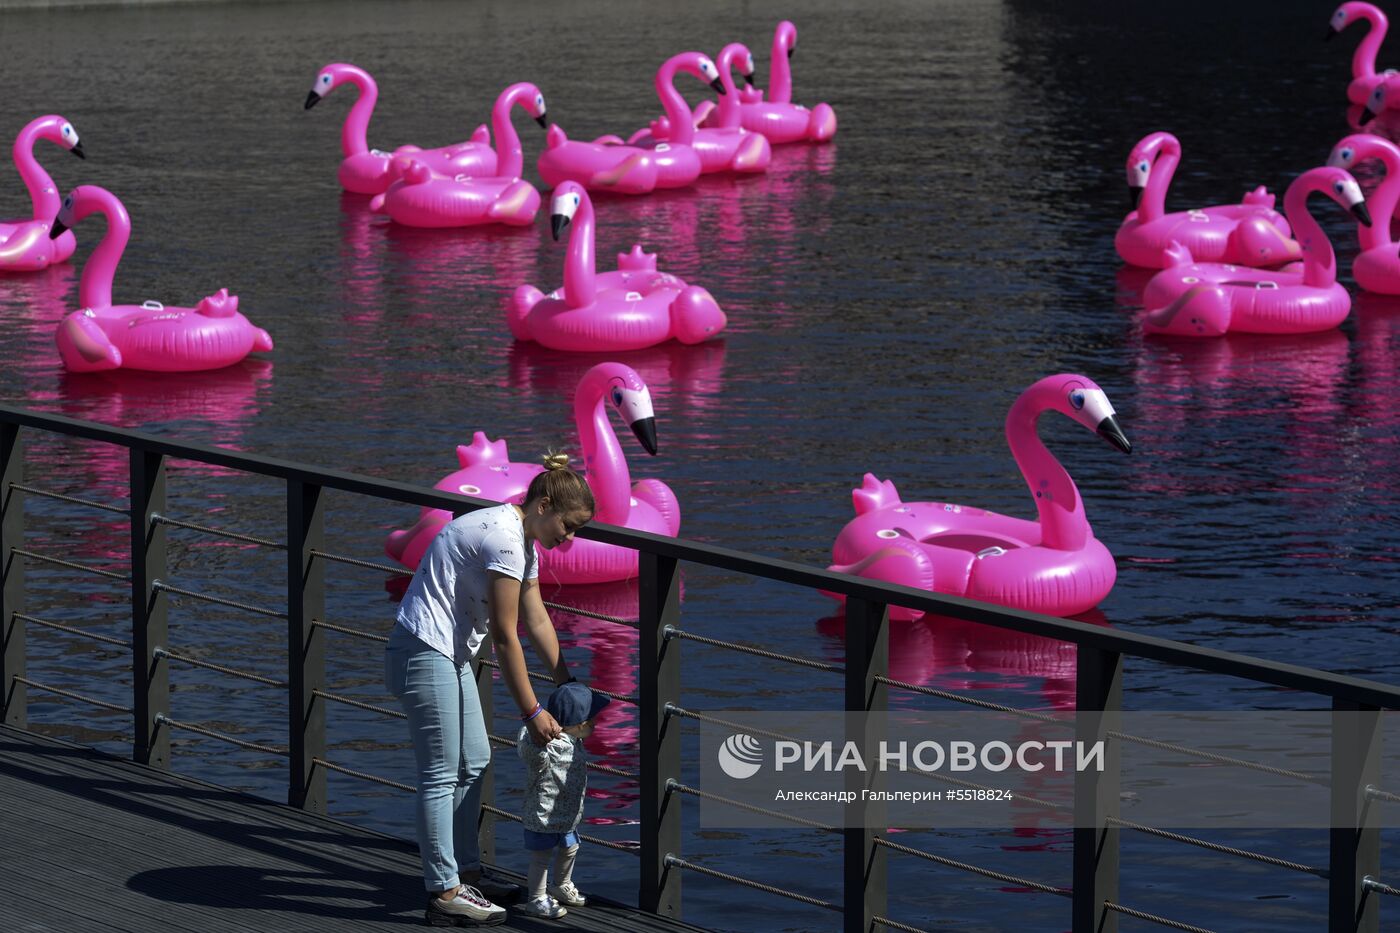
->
[385, 453, 595, 926]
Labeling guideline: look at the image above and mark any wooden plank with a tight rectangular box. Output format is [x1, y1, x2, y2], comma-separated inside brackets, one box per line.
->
[0, 725, 711, 933]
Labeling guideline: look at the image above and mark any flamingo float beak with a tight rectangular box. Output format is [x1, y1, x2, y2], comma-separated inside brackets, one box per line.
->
[629, 416, 658, 456]
[787, 47, 795, 59]
[550, 213, 570, 241]
[1128, 184, 1144, 208]
[1351, 201, 1374, 227]
[1096, 415, 1132, 455]
[743, 73, 756, 87]
[70, 142, 86, 160]
[534, 115, 549, 128]
[1325, 27, 1338, 41]
[710, 78, 727, 94]
[48, 218, 67, 239]
[1361, 107, 1379, 126]
[304, 91, 321, 110]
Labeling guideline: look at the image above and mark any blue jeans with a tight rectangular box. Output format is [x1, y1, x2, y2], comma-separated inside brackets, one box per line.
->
[385, 624, 491, 892]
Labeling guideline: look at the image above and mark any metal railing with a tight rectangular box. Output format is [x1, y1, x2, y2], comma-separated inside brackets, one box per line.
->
[2, 404, 1396, 933]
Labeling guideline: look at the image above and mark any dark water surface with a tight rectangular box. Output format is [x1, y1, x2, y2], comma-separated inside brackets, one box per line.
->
[2, 1, 1397, 930]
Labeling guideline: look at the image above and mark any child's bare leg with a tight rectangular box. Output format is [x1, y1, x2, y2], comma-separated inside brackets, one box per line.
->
[528, 849, 552, 900]
[554, 844, 579, 886]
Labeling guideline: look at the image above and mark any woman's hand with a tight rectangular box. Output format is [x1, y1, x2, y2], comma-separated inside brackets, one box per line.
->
[526, 708, 562, 746]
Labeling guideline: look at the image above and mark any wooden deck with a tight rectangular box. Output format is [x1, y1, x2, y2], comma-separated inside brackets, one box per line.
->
[0, 726, 708, 933]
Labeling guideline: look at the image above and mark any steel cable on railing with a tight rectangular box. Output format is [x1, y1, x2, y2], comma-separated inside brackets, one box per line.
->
[151, 580, 287, 619]
[309, 548, 410, 576]
[663, 855, 839, 911]
[11, 547, 130, 582]
[8, 482, 129, 515]
[665, 625, 842, 673]
[873, 837, 1070, 896]
[872, 915, 933, 933]
[665, 705, 805, 745]
[313, 757, 414, 792]
[1367, 785, 1400, 804]
[1365, 877, 1400, 898]
[13, 612, 131, 649]
[1104, 817, 1326, 877]
[311, 618, 389, 643]
[543, 600, 637, 628]
[15, 676, 131, 713]
[154, 647, 286, 689]
[876, 674, 1061, 723]
[154, 713, 286, 756]
[1104, 901, 1216, 932]
[315, 689, 405, 720]
[481, 804, 638, 853]
[151, 513, 285, 550]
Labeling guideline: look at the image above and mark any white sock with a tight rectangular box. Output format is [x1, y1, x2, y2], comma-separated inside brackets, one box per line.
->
[528, 849, 552, 900]
[554, 844, 579, 888]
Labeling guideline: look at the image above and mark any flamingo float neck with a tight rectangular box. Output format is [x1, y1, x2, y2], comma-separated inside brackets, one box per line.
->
[767, 21, 798, 104]
[492, 83, 538, 179]
[66, 186, 130, 310]
[655, 57, 701, 146]
[572, 365, 632, 525]
[1137, 132, 1181, 223]
[332, 64, 379, 158]
[12, 116, 69, 223]
[1005, 385, 1090, 552]
[1346, 3, 1389, 79]
[559, 186, 596, 308]
[1286, 173, 1344, 289]
[714, 44, 751, 129]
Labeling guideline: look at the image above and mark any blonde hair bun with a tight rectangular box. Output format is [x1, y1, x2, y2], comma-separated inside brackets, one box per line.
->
[542, 451, 571, 471]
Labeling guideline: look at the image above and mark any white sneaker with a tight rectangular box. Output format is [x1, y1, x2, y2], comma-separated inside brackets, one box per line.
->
[549, 880, 586, 906]
[426, 885, 507, 926]
[516, 895, 568, 919]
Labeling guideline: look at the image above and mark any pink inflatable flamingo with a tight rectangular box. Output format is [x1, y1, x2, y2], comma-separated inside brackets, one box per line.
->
[48, 186, 273, 372]
[711, 21, 836, 144]
[648, 44, 771, 175]
[509, 182, 725, 350]
[369, 83, 548, 227]
[1114, 132, 1298, 269]
[1356, 73, 1400, 140]
[304, 62, 495, 195]
[384, 362, 681, 584]
[1328, 3, 1396, 107]
[1142, 167, 1370, 336]
[0, 115, 84, 273]
[623, 52, 748, 184]
[1327, 133, 1400, 293]
[827, 374, 1131, 620]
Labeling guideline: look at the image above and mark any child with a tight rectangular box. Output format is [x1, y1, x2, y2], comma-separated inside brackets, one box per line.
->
[516, 680, 610, 918]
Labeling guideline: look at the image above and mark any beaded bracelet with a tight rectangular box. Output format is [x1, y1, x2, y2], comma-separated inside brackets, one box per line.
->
[521, 702, 543, 722]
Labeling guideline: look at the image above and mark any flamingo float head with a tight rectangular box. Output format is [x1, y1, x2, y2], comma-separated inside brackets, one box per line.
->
[777, 20, 798, 58]
[1302, 165, 1372, 227]
[54, 119, 85, 159]
[1034, 374, 1132, 455]
[1360, 76, 1400, 125]
[739, 47, 757, 86]
[587, 362, 659, 456]
[550, 183, 584, 240]
[530, 89, 549, 128]
[305, 64, 364, 109]
[49, 190, 78, 239]
[1124, 132, 1175, 210]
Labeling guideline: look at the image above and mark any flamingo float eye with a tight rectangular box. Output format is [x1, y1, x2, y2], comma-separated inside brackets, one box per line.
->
[611, 388, 624, 405]
[1335, 181, 1346, 195]
[1138, 161, 1149, 172]
[745, 53, 755, 72]
[1069, 390, 1085, 410]
[1334, 10, 1347, 24]
[62, 124, 72, 137]
[1342, 147, 1355, 163]
[64, 195, 72, 208]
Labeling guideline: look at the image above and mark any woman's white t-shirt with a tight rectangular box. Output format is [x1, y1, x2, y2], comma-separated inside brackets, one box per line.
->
[395, 503, 539, 664]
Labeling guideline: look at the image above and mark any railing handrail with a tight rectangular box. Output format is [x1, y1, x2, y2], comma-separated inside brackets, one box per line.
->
[4, 403, 1398, 709]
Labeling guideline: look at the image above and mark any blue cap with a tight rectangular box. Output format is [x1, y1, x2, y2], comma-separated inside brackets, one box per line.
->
[546, 681, 610, 727]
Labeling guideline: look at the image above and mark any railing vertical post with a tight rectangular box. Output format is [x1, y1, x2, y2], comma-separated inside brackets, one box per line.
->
[1330, 698, 1381, 933]
[844, 596, 888, 933]
[287, 479, 327, 813]
[639, 550, 682, 918]
[130, 447, 169, 768]
[473, 641, 496, 866]
[2, 424, 25, 728]
[1072, 645, 1122, 933]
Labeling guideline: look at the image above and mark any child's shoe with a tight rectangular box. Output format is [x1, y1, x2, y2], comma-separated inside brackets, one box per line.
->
[549, 880, 586, 906]
[517, 895, 568, 919]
